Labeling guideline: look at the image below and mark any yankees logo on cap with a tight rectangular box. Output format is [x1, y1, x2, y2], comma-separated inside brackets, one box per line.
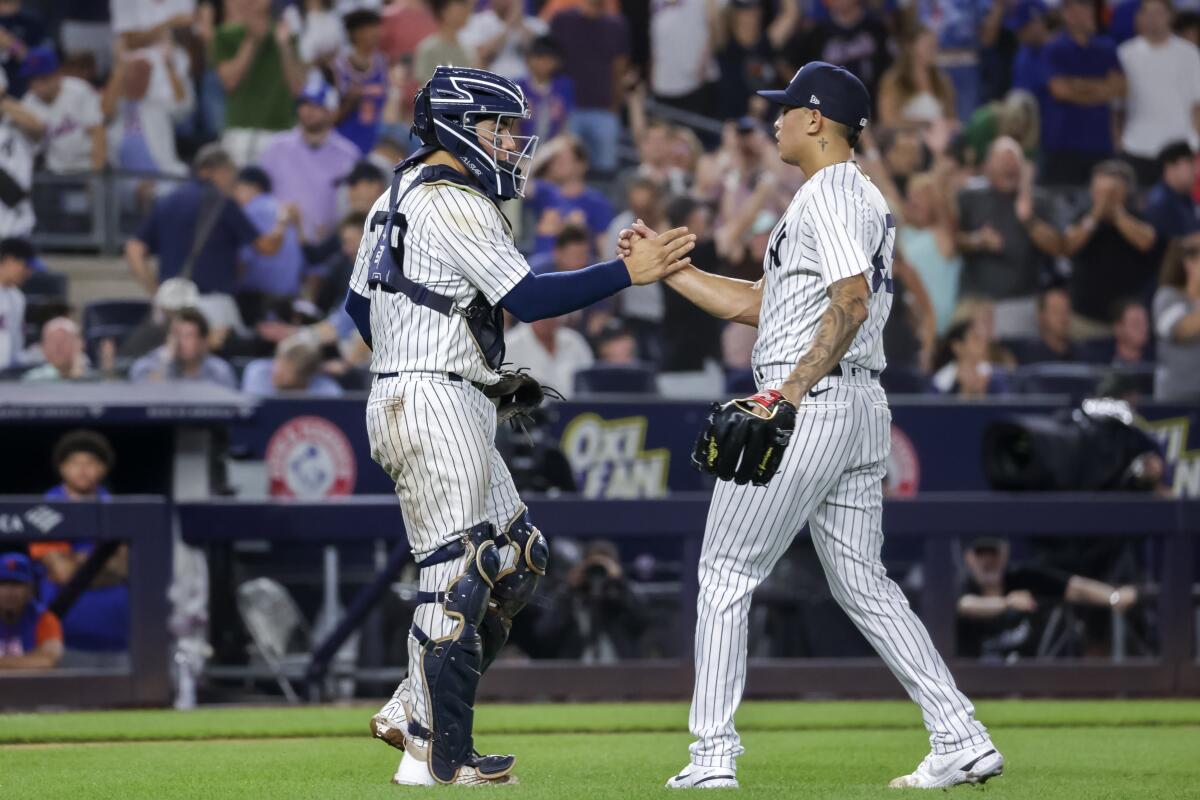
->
[758, 61, 872, 131]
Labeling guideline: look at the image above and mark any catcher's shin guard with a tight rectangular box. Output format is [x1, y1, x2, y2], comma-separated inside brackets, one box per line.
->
[481, 510, 549, 672]
[410, 522, 511, 784]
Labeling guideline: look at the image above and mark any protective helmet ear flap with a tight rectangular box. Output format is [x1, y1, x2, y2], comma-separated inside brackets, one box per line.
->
[411, 86, 437, 146]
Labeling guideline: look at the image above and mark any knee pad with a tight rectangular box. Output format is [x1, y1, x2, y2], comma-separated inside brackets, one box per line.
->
[492, 509, 548, 619]
[480, 510, 548, 672]
[410, 522, 499, 783]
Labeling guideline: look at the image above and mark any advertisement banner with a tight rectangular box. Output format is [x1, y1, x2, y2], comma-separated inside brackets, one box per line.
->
[230, 398, 1200, 498]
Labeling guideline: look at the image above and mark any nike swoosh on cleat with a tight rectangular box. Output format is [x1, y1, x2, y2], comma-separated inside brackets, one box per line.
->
[960, 749, 997, 772]
[693, 774, 736, 786]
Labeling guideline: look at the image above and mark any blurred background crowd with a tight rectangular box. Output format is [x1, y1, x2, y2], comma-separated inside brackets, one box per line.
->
[0, 0, 1195, 404]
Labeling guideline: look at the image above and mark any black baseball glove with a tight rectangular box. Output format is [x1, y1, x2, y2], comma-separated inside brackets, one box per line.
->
[692, 389, 797, 486]
[483, 369, 551, 425]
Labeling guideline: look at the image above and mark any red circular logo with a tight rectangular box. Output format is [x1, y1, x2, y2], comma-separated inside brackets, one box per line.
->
[885, 423, 920, 498]
[266, 416, 357, 498]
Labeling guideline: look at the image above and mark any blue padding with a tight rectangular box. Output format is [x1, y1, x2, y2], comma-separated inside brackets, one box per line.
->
[344, 289, 372, 349]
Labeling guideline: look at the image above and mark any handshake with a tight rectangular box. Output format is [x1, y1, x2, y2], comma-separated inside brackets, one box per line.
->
[617, 220, 695, 286]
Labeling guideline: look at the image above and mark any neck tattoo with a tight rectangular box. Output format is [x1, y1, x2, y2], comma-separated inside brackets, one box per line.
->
[818, 137, 828, 152]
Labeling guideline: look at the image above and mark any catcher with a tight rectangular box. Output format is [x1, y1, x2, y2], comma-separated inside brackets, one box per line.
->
[343, 65, 694, 786]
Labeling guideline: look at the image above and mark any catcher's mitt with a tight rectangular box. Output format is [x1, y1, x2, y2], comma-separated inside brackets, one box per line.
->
[483, 369, 550, 425]
[692, 389, 797, 486]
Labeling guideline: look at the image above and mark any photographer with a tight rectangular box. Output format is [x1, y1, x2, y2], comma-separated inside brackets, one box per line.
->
[958, 537, 1138, 660]
[536, 540, 649, 662]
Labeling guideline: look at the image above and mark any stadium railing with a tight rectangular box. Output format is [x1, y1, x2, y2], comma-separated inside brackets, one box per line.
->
[0, 497, 172, 709]
[178, 493, 1200, 703]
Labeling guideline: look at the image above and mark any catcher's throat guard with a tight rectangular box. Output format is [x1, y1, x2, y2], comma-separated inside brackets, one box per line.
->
[693, 388, 797, 486]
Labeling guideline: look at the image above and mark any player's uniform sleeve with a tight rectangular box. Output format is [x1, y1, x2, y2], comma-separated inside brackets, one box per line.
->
[802, 184, 876, 290]
[429, 186, 531, 304]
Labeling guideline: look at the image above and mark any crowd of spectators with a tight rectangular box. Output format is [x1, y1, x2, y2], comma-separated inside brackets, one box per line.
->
[0, 0, 1195, 403]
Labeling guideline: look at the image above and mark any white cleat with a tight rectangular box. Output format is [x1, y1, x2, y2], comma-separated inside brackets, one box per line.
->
[888, 743, 1004, 789]
[392, 750, 436, 786]
[391, 749, 519, 786]
[372, 683, 414, 752]
[666, 764, 739, 789]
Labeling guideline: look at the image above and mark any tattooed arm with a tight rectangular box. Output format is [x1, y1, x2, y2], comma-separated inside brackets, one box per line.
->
[779, 273, 871, 404]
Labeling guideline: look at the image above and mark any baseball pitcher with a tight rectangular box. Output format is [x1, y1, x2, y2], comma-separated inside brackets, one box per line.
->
[621, 62, 1004, 791]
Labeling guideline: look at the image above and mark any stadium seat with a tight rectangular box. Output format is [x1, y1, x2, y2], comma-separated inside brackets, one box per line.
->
[1008, 362, 1109, 398]
[574, 363, 659, 395]
[880, 365, 929, 394]
[22, 270, 68, 300]
[81, 299, 151, 364]
[724, 368, 756, 395]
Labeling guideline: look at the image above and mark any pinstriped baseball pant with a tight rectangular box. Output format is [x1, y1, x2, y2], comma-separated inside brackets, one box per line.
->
[366, 374, 525, 735]
[688, 367, 989, 770]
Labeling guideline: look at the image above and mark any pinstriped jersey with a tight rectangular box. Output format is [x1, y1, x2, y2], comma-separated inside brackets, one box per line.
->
[349, 168, 530, 385]
[752, 160, 895, 373]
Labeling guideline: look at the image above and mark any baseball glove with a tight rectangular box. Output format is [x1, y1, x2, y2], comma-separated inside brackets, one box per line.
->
[692, 389, 797, 486]
[483, 369, 550, 425]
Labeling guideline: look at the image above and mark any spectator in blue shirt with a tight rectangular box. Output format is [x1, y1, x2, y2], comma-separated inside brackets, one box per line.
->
[517, 36, 574, 143]
[1009, 0, 1051, 108]
[124, 145, 295, 298]
[129, 308, 238, 390]
[233, 166, 305, 321]
[1145, 142, 1200, 246]
[0, 0, 47, 98]
[241, 331, 342, 396]
[1039, 0, 1125, 186]
[528, 134, 614, 257]
[33, 430, 128, 669]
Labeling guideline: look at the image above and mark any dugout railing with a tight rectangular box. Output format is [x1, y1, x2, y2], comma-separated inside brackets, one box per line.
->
[0, 497, 172, 708]
[177, 494, 1200, 702]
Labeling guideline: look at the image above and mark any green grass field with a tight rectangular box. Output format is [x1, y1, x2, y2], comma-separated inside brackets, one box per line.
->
[2, 700, 1198, 799]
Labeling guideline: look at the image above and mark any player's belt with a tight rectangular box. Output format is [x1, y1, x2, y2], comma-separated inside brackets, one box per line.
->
[374, 371, 463, 382]
[827, 364, 880, 380]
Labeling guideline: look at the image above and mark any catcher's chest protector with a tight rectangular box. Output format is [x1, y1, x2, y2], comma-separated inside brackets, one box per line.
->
[368, 150, 507, 369]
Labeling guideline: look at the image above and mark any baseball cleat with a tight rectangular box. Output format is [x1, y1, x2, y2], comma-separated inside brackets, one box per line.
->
[888, 743, 1004, 789]
[372, 683, 414, 751]
[391, 750, 519, 786]
[666, 764, 739, 789]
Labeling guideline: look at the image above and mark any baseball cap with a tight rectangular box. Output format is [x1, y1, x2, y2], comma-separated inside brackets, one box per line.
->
[758, 61, 872, 131]
[0, 552, 34, 584]
[734, 115, 760, 134]
[1007, 0, 1047, 30]
[155, 277, 200, 312]
[20, 46, 60, 80]
[297, 76, 339, 112]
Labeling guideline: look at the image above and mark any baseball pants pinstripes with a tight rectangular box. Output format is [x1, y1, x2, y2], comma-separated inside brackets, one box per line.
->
[688, 367, 989, 770]
[366, 374, 525, 734]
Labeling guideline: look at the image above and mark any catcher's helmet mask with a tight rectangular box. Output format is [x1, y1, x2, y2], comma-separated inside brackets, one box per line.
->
[412, 66, 539, 200]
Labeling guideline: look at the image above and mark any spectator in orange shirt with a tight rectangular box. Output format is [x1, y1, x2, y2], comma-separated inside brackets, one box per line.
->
[0, 552, 63, 670]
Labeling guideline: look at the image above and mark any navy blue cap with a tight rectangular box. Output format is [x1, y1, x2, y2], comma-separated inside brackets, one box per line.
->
[0, 552, 33, 583]
[757, 61, 871, 131]
[21, 46, 59, 79]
